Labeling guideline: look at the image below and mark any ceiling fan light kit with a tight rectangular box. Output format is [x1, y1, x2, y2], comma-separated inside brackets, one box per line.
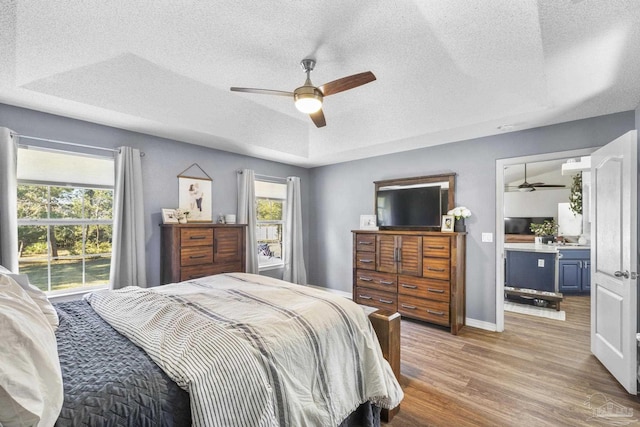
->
[294, 87, 323, 114]
[230, 58, 376, 128]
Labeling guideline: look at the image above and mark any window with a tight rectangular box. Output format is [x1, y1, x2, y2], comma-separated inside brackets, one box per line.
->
[255, 180, 286, 269]
[17, 147, 114, 294]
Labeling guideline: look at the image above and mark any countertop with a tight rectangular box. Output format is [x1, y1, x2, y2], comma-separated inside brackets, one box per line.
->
[504, 243, 591, 253]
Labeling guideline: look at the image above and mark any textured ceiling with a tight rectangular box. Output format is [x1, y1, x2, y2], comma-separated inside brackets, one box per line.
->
[1, 1, 639, 167]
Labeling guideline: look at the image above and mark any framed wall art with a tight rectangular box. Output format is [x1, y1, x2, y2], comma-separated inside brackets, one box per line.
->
[177, 163, 213, 222]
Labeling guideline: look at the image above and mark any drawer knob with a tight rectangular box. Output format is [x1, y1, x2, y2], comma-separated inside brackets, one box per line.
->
[401, 284, 417, 289]
[190, 255, 207, 259]
[359, 259, 373, 263]
[379, 299, 394, 304]
[427, 267, 445, 272]
[358, 295, 372, 300]
[379, 280, 394, 285]
[401, 304, 416, 310]
[358, 241, 372, 245]
[190, 236, 206, 240]
[427, 246, 446, 250]
[427, 288, 445, 293]
[358, 277, 373, 282]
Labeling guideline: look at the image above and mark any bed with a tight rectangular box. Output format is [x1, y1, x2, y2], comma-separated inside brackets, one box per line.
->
[0, 271, 402, 426]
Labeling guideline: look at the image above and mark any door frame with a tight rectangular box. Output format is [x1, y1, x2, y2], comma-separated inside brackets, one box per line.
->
[495, 148, 596, 332]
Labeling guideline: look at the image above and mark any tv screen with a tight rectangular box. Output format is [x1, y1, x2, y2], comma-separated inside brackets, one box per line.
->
[504, 217, 554, 235]
[376, 185, 445, 228]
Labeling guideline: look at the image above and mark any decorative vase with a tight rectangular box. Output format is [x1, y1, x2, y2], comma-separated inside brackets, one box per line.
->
[454, 218, 466, 232]
[178, 217, 188, 224]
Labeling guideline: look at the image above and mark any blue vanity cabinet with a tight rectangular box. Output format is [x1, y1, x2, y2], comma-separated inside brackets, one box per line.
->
[581, 259, 591, 292]
[558, 249, 590, 294]
[505, 250, 556, 292]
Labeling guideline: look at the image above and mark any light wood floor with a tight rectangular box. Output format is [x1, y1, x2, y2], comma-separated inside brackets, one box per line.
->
[387, 296, 640, 426]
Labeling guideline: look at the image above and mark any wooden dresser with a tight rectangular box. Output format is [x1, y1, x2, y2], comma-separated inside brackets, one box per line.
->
[161, 224, 246, 284]
[352, 230, 466, 334]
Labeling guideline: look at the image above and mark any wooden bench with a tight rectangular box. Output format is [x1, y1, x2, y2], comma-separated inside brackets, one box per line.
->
[504, 286, 564, 311]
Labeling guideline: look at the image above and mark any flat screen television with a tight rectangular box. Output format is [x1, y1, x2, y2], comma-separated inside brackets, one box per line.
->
[376, 184, 448, 229]
[504, 217, 554, 235]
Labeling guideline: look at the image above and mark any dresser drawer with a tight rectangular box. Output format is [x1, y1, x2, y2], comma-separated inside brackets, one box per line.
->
[180, 228, 214, 247]
[355, 270, 397, 292]
[355, 234, 376, 252]
[355, 287, 398, 312]
[180, 262, 243, 281]
[398, 275, 450, 302]
[398, 295, 450, 326]
[423, 237, 450, 258]
[423, 257, 450, 280]
[181, 246, 214, 266]
[355, 252, 376, 270]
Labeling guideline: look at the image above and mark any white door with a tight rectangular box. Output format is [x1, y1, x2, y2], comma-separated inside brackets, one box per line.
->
[591, 130, 638, 394]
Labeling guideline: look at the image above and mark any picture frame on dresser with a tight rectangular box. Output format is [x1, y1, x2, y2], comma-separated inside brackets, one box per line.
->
[161, 208, 178, 224]
[441, 215, 454, 232]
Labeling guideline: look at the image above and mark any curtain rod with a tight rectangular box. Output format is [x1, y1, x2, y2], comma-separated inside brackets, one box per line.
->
[236, 170, 286, 182]
[11, 133, 145, 156]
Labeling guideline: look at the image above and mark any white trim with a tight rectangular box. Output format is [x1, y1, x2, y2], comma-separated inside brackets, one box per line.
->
[495, 148, 596, 332]
[258, 263, 284, 272]
[465, 317, 497, 332]
[47, 286, 106, 302]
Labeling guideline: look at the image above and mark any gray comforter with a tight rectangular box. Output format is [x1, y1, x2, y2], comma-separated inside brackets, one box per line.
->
[54, 300, 191, 426]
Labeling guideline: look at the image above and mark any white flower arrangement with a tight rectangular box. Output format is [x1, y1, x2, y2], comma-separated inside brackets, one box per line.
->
[174, 208, 190, 221]
[447, 206, 472, 220]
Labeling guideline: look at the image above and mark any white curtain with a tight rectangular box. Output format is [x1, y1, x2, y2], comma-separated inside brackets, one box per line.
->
[237, 169, 259, 273]
[283, 176, 307, 285]
[109, 147, 146, 289]
[0, 128, 18, 272]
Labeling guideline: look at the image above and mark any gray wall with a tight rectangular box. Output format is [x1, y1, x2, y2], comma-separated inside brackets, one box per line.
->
[307, 111, 635, 324]
[1, 103, 636, 325]
[0, 104, 310, 286]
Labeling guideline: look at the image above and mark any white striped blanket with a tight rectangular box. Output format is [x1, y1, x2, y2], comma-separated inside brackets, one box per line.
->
[86, 273, 403, 427]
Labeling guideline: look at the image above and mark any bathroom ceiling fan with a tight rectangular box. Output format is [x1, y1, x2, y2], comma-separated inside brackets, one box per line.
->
[507, 164, 566, 192]
[230, 59, 376, 128]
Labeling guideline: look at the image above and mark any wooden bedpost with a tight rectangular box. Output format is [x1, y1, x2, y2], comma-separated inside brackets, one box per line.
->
[368, 310, 401, 422]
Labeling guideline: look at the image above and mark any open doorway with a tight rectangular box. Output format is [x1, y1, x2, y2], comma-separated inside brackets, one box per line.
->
[494, 148, 596, 331]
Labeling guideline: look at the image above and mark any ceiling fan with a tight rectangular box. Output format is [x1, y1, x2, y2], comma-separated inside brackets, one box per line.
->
[507, 164, 566, 192]
[230, 59, 376, 128]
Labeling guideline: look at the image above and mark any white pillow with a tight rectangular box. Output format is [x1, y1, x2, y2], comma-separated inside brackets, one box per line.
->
[0, 275, 63, 426]
[6, 274, 59, 332]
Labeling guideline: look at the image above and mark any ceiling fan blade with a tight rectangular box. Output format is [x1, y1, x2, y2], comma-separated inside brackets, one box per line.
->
[309, 109, 326, 128]
[230, 87, 294, 97]
[318, 71, 376, 96]
[533, 184, 566, 188]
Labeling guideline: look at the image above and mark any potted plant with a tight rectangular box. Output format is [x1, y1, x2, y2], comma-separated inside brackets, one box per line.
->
[447, 206, 472, 232]
[529, 219, 558, 244]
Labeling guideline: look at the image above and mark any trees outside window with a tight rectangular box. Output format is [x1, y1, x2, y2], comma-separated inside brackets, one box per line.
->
[17, 184, 113, 293]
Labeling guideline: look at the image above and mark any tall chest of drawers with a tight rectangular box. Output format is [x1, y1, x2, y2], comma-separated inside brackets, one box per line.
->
[352, 230, 466, 334]
[161, 224, 246, 284]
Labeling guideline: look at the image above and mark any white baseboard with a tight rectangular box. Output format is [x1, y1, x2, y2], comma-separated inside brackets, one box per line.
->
[465, 317, 498, 332]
